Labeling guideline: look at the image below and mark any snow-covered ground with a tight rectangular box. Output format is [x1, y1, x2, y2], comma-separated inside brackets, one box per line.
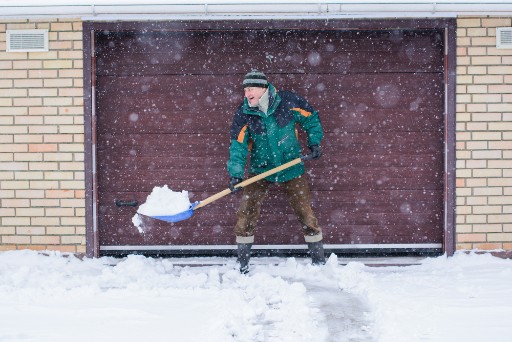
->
[1, 250, 511, 342]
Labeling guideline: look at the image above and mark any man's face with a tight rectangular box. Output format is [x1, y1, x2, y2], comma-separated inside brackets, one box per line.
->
[244, 87, 267, 106]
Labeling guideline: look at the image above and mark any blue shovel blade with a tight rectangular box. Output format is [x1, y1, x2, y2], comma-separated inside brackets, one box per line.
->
[150, 201, 200, 223]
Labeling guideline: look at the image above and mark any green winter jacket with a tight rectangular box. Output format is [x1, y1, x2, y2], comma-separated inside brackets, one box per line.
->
[227, 83, 324, 183]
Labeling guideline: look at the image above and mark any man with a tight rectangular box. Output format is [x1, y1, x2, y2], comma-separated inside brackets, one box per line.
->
[227, 70, 325, 273]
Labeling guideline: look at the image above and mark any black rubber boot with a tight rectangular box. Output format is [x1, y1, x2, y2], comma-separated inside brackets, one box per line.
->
[237, 243, 252, 274]
[307, 241, 326, 265]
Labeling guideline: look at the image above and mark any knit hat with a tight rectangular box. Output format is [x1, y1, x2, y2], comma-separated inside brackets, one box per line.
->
[242, 70, 268, 88]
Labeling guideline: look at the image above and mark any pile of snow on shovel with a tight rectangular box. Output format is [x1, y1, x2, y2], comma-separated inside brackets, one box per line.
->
[132, 185, 191, 233]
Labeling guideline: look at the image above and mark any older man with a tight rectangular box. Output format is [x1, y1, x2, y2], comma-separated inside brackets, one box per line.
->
[227, 70, 325, 273]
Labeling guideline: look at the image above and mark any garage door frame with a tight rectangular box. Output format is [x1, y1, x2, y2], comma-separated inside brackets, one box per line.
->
[83, 18, 456, 258]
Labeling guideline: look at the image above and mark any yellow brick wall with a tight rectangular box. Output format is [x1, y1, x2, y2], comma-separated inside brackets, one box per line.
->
[456, 16, 512, 251]
[0, 18, 85, 253]
[1, 16, 511, 254]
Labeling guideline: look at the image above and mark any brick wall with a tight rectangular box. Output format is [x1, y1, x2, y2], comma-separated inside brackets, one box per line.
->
[1, 16, 511, 254]
[456, 16, 512, 250]
[0, 19, 85, 253]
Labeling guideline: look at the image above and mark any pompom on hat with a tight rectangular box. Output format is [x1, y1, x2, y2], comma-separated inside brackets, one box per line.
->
[242, 70, 268, 88]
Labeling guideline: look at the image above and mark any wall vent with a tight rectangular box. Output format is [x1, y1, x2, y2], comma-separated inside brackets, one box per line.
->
[496, 27, 512, 49]
[6, 29, 48, 52]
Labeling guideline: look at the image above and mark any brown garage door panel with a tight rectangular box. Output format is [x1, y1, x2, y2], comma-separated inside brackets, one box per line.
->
[99, 168, 441, 190]
[96, 75, 241, 103]
[95, 122, 442, 159]
[96, 30, 443, 76]
[111, 190, 440, 208]
[97, 155, 442, 181]
[96, 73, 442, 102]
[97, 148, 443, 193]
[95, 26, 446, 252]
[97, 136, 443, 170]
[97, 74, 441, 102]
[96, 73, 442, 136]
[96, 133, 442, 161]
[100, 169, 442, 213]
[99, 214, 235, 246]
[99, 170, 442, 193]
[96, 53, 442, 76]
[313, 172, 442, 190]
[96, 134, 228, 159]
[101, 188, 441, 216]
[96, 101, 442, 134]
[99, 215, 441, 246]
[95, 29, 441, 55]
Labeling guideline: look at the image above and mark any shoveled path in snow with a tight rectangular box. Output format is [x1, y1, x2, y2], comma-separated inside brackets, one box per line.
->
[300, 281, 372, 341]
[169, 256, 424, 341]
[241, 256, 424, 341]
[175, 256, 393, 341]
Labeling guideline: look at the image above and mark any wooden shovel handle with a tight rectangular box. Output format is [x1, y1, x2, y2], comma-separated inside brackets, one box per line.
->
[194, 158, 302, 209]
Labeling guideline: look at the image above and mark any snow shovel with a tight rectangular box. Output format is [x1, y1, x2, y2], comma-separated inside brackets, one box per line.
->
[145, 154, 314, 223]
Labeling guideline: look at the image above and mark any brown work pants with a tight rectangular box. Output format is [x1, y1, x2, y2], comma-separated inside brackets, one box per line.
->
[234, 175, 322, 244]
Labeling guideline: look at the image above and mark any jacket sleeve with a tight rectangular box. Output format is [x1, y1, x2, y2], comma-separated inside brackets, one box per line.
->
[226, 106, 250, 179]
[290, 94, 324, 147]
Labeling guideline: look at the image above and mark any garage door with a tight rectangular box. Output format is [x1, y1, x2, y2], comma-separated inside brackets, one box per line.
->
[93, 26, 445, 255]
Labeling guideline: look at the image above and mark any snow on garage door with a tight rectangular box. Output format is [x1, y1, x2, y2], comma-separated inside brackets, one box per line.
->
[94, 25, 445, 255]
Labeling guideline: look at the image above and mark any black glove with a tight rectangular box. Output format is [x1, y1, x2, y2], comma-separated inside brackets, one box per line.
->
[309, 144, 322, 160]
[229, 177, 243, 193]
